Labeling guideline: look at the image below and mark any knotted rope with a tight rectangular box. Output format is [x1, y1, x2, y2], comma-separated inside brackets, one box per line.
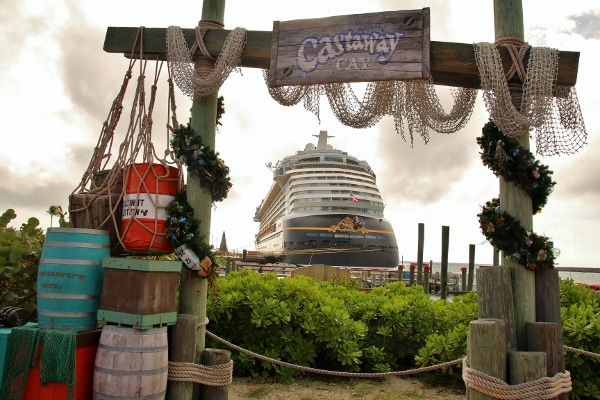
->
[462, 358, 572, 400]
[167, 21, 247, 99]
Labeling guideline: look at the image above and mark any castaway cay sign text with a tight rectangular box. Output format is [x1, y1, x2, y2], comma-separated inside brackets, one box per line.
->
[269, 8, 430, 87]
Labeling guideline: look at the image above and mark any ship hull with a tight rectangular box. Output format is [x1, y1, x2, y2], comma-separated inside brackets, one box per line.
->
[257, 214, 399, 268]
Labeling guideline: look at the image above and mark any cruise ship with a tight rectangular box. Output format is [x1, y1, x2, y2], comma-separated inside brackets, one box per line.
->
[253, 130, 399, 268]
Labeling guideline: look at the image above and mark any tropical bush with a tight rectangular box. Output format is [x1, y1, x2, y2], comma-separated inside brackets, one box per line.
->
[560, 279, 600, 400]
[207, 269, 599, 399]
[0, 209, 45, 319]
[207, 270, 468, 382]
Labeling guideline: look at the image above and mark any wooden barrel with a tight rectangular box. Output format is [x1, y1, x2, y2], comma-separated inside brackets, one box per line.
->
[120, 163, 180, 254]
[37, 228, 109, 330]
[93, 325, 168, 399]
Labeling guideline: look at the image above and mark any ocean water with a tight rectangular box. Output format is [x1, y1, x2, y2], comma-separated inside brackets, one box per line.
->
[402, 262, 600, 286]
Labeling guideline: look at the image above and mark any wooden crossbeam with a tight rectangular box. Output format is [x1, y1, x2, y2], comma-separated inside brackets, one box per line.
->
[103, 26, 580, 88]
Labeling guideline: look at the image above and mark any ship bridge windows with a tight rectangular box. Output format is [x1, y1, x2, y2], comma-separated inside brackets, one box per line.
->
[323, 156, 344, 163]
[300, 157, 320, 163]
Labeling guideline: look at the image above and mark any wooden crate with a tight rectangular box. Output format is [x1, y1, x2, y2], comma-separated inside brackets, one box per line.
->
[69, 193, 122, 254]
[97, 258, 181, 329]
[69, 169, 124, 254]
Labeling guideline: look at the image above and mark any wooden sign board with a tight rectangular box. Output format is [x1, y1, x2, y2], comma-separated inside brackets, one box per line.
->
[269, 8, 430, 87]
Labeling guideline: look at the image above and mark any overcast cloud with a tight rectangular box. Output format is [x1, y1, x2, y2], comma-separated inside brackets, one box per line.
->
[1, 1, 598, 267]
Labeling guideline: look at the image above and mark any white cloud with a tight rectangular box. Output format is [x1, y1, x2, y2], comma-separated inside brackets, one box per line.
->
[1, 0, 598, 268]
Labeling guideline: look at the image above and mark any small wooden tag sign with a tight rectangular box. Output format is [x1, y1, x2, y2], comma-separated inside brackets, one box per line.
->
[268, 8, 430, 87]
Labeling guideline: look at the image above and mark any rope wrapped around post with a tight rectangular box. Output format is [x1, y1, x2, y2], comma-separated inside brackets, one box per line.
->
[462, 357, 572, 400]
[167, 317, 233, 386]
[168, 360, 233, 386]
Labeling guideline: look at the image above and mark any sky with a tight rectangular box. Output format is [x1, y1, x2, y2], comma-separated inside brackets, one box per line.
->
[1, 1, 599, 268]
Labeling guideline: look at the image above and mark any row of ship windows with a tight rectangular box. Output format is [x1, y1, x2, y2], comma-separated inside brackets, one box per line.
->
[295, 167, 373, 176]
[306, 232, 385, 239]
[296, 157, 364, 166]
[291, 177, 374, 186]
[294, 207, 383, 215]
[285, 241, 399, 250]
[293, 173, 372, 181]
[293, 197, 384, 206]
[291, 184, 378, 195]
[294, 163, 371, 175]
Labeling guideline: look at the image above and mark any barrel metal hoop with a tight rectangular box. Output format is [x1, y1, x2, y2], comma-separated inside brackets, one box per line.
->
[93, 365, 168, 377]
[40, 258, 102, 265]
[37, 293, 99, 300]
[46, 227, 109, 235]
[92, 389, 166, 400]
[38, 310, 97, 317]
[98, 343, 168, 353]
[43, 241, 109, 249]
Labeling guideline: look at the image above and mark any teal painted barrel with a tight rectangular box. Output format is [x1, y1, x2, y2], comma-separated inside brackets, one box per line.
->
[37, 228, 109, 331]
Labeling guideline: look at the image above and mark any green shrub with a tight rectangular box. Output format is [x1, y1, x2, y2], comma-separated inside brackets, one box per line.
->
[0, 209, 45, 319]
[207, 271, 439, 381]
[415, 292, 477, 374]
[560, 279, 600, 400]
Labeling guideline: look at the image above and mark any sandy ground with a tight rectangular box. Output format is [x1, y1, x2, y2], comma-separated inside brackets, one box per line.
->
[227, 375, 466, 400]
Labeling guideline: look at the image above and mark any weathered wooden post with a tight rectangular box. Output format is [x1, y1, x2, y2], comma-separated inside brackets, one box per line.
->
[477, 267, 517, 351]
[468, 244, 475, 291]
[423, 265, 430, 294]
[534, 268, 568, 400]
[494, 0, 536, 352]
[467, 319, 507, 400]
[168, 314, 198, 398]
[225, 257, 231, 275]
[440, 225, 449, 300]
[416, 223, 425, 286]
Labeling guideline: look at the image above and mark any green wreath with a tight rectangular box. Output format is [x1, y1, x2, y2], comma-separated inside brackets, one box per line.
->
[477, 121, 556, 214]
[478, 198, 556, 270]
[476, 121, 558, 271]
[166, 98, 229, 283]
[171, 122, 232, 203]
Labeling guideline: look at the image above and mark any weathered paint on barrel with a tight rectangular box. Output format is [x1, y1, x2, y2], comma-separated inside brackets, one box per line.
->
[93, 325, 168, 399]
[37, 228, 109, 330]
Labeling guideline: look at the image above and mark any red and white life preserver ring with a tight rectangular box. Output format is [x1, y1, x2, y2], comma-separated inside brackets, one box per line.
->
[120, 163, 180, 253]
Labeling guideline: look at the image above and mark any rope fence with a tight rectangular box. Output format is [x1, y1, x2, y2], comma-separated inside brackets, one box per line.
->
[166, 320, 600, 399]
